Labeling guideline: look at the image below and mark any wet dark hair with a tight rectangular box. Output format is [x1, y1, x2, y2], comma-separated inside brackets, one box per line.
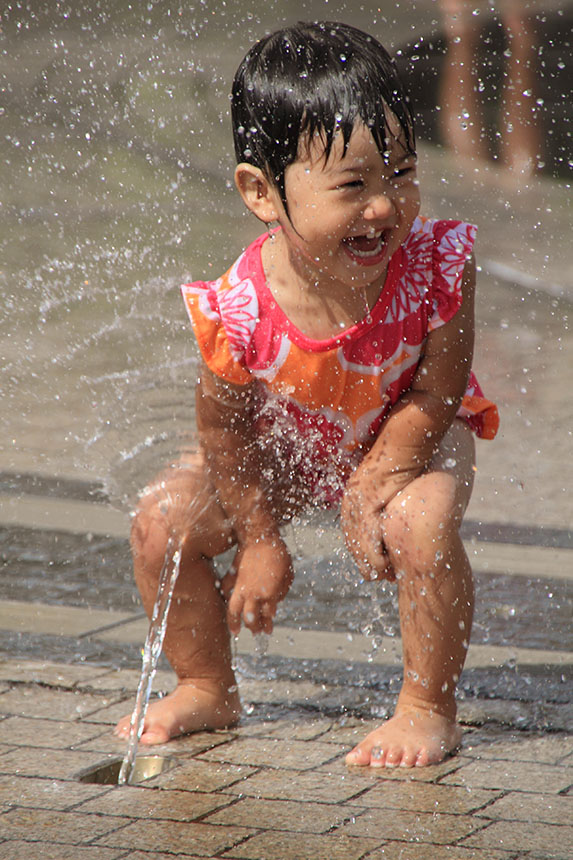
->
[231, 21, 416, 213]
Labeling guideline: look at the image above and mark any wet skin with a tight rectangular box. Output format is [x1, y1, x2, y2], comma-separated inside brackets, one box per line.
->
[114, 419, 475, 765]
[116, 120, 477, 766]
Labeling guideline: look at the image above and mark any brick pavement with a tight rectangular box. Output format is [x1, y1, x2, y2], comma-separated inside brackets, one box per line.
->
[0, 658, 571, 859]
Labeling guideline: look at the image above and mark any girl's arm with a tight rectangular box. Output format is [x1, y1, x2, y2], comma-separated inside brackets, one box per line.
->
[195, 360, 293, 634]
[341, 255, 476, 578]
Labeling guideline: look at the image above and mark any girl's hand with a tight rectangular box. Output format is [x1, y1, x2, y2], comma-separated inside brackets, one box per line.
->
[342, 253, 477, 582]
[221, 537, 294, 635]
[341, 471, 396, 582]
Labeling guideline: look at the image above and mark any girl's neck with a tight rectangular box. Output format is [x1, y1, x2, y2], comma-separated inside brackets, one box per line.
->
[261, 231, 386, 340]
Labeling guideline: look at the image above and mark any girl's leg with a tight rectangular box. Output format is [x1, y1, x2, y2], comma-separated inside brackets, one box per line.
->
[115, 454, 240, 745]
[346, 420, 476, 767]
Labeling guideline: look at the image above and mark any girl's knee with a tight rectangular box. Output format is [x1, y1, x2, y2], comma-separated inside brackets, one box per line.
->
[130, 463, 233, 564]
[382, 472, 463, 566]
[131, 490, 175, 565]
[131, 472, 201, 559]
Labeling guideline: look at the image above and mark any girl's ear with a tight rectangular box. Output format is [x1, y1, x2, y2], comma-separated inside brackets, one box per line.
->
[234, 163, 279, 223]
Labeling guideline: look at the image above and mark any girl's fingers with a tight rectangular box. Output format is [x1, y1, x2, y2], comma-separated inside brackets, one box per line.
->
[226, 592, 276, 635]
[350, 538, 394, 582]
[220, 569, 238, 600]
[226, 590, 244, 635]
[259, 601, 276, 634]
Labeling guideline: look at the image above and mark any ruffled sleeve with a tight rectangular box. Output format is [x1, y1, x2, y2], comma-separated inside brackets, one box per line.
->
[181, 265, 259, 386]
[459, 372, 500, 440]
[428, 220, 477, 331]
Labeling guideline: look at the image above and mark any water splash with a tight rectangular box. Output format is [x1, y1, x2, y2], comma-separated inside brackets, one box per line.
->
[118, 535, 183, 786]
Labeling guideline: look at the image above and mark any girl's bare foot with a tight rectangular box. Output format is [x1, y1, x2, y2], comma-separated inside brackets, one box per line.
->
[345, 704, 462, 768]
[114, 679, 241, 746]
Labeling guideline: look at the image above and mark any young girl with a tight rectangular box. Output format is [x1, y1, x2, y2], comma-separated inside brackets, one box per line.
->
[115, 21, 498, 768]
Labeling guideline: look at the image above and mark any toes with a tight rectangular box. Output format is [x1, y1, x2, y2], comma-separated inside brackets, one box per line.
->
[114, 721, 131, 739]
[415, 747, 431, 767]
[346, 742, 390, 768]
[369, 745, 386, 768]
[139, 727, 170, 746]
[384, 746, 403, 768]
[345, 744, 373, 766]
[399, 746, 419, 768]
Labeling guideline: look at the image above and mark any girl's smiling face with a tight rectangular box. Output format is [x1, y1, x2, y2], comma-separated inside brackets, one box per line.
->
[276, 120, 420, 297]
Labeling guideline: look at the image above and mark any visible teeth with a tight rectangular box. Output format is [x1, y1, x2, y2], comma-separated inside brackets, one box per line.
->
[346, 233, 384, 257]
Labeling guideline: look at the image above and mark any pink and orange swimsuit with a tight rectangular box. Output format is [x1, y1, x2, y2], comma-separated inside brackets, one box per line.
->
[182, 216, 499, 506]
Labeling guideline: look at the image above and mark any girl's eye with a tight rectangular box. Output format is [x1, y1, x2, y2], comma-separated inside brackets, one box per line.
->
[393, 166, 414, 178]
[339, 179, 364, 189]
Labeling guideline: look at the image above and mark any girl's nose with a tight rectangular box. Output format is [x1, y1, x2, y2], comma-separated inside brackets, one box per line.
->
[364, 192, 395, 222]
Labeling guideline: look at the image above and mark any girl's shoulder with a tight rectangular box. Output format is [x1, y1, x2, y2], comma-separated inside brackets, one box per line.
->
[407, 215, 477, 252]
[180, 233, 271, 385]
[386, 216, 477, 330]
[399, 215, 477, 289]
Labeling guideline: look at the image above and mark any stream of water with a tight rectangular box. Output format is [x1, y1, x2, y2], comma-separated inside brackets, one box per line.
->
[117, 537, 183, 785]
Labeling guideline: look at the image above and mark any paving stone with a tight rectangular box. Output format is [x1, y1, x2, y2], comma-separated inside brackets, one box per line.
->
[95, 819, 257, 855]
[73, 726, 235, 758]
[0, 842, 124, 859]
[338, 807, 484, 844]
[220, 830, 381, 859]
[476, 792, 573, 826]
[0, 747, 118, 780]
[74, 666, 174, 693]
[463, 819, 573, 856]
[0, 686, 122, 722]
[197, 736, 343, 771]
[363, 843, 514, 859]
[346, 781, 502, 815]
[457, 699, 536, 727]
[204, 795, 353, 833]
[239, 715, 334, 741]
[340, 753, 464, 783]
[158, 759, 258, 793]
[239, 678, 335, 706]
[70, 731, 145, 754]
[71, 696, 141, 726]
[440, 759, 573, 793]
[0, 660, 113, 688]
[462, 733, 573, 765]
[319, 718, 392, 746]
[114, 853, 204, 860]
[0, 716, 109, 749]
[74, 785, 231, 820]
[223, 767, 365, 804]
[0, 806, 130, 842]
[458, 699, 573, 733]
[0, 774, 110, 811]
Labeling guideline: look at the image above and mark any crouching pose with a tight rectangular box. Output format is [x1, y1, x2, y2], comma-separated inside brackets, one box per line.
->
[116, 21, 498, 767]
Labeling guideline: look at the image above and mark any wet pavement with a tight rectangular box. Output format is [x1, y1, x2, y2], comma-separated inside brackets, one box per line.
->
[1, 1, 573, 857]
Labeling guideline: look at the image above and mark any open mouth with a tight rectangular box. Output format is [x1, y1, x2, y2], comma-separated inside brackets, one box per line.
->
[342, 231, 388, 266]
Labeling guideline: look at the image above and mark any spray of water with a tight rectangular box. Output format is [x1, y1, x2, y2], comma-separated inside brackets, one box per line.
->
[118, 535, 183, 786]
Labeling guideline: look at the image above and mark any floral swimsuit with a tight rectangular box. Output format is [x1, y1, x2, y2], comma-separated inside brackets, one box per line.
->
[182, 216, 499, 506]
